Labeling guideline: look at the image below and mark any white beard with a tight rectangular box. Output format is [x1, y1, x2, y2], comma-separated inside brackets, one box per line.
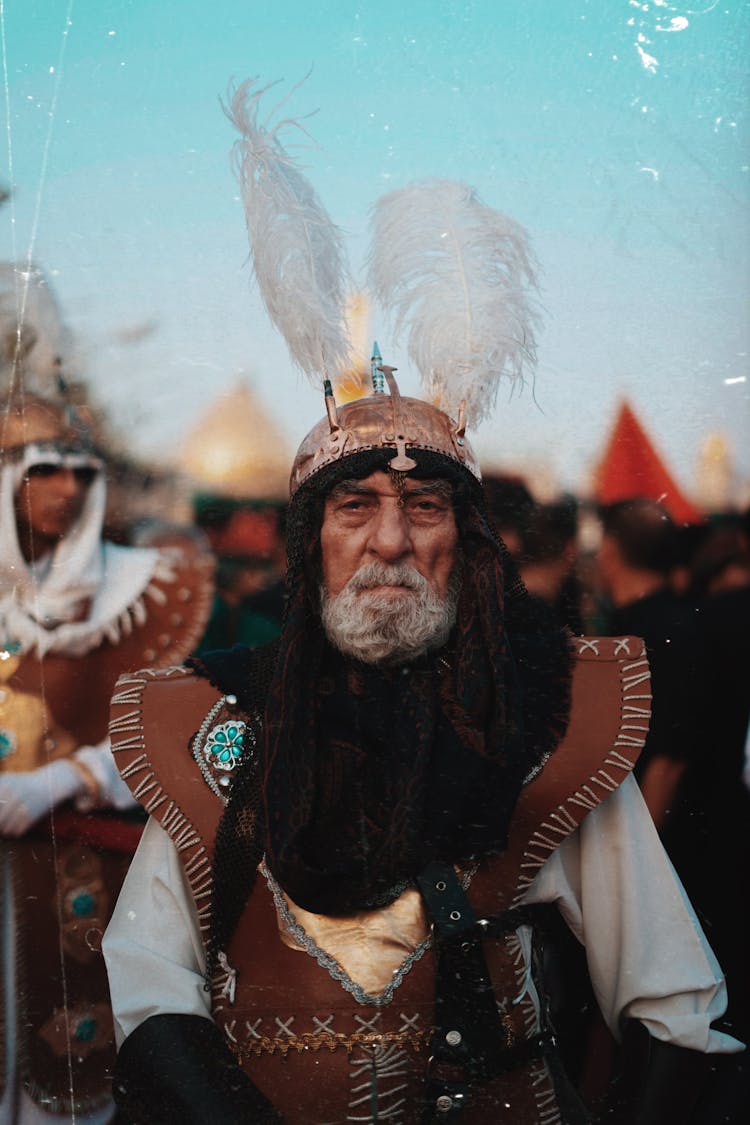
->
[320, 560, 460, 665]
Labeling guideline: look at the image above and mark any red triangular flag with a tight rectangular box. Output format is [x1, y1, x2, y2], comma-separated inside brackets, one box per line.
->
[594, 401, 703, 524]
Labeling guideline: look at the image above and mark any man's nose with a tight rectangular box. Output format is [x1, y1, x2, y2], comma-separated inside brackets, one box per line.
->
[367, 504, 412, 561]
[54, 468, 85, 496]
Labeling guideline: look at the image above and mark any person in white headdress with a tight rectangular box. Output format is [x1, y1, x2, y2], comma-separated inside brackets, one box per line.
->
[0, 312, 214, 1123]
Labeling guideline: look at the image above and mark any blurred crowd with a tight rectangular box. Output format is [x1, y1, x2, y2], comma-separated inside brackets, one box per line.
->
[481, 473, 750, 1119]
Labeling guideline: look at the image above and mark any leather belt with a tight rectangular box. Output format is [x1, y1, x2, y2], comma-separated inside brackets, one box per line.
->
[416, 861, 557, 1122]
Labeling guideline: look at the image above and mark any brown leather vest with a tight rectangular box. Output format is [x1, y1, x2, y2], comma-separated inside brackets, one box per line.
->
[111, 635, 650, 1125]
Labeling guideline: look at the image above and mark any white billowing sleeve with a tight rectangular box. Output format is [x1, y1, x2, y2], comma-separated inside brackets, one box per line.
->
[524, 773, 743, 1054]
[102, 816, 210, 1048]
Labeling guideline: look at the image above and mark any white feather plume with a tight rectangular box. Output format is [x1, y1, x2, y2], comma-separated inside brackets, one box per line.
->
[367, 179, 540, 425]
[224, 76, 352, 385]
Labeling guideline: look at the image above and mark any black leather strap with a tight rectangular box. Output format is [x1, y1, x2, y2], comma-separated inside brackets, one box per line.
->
[417, 863, 594, 1123]
[416, 860, 479, 937]
[417, 862, 557, 1122]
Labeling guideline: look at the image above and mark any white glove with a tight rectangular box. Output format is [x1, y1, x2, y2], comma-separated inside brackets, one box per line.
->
[0, 759, 82, 837]
[72, 740, 137, 812]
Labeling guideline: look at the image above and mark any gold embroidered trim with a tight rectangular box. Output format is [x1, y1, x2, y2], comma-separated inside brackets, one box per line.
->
[229, 1026, 431, 1059]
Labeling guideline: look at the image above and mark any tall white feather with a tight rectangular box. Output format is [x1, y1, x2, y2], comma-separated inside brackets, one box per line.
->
[224, 77, 352, 385]
[367, 179, 540, 425]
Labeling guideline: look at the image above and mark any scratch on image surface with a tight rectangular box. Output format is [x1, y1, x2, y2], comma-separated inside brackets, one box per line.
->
[0, 3, 86, 1118]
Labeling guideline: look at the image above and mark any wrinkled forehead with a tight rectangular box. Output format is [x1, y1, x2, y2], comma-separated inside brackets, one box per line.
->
[285, 448, 482, 579]
[325, 470, 454, 503]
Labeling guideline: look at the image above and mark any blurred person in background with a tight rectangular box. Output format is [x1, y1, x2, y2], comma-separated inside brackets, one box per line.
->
[194, 498, 286, 651]
[669, 522, 711, 601]
[597, 498, 701, 829]
[481, 472, 535, 559]
[667, 507, 750, 1120]
[684, 516, 750, 603]
[518, 494, 584, 635]
[0, 381, 213, 1124]
[597, 498, 750, 1120]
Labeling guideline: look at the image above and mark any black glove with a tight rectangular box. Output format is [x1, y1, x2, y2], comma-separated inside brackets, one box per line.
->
[598, 1019, 710, 1125]
[113, 1013, 282, 1124]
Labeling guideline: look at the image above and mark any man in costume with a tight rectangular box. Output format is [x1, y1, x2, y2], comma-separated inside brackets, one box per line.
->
[102, 79, 742, 1123]
[103, 363, 743, 1124]
[0, 344, 213, 1121]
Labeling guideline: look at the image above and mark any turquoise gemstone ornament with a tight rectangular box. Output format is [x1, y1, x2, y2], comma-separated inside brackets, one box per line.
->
[75, 1017, 96, 1043]
[204, 720, 247, 771]
[0, 729, 16, 760]
[71, 890, 97, 918]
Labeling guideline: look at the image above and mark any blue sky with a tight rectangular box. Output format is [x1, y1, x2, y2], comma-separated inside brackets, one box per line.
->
[2, 0, 748, 501]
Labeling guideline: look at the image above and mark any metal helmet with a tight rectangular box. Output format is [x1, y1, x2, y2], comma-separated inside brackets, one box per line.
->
[0, 393, 101, 490]
[290, 362, 481, 498]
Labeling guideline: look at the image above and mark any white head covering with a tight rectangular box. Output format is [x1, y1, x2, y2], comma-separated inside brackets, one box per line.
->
[0, 442, 162, 658]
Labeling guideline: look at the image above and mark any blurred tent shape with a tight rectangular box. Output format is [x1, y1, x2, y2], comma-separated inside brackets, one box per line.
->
[178, 380, 290, 501]
[695, 432, 733, 513]
[593, 399, 703, 524]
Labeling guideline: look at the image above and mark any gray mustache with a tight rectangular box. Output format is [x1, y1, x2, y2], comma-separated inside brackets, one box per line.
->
[347, 563, 427, 592]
